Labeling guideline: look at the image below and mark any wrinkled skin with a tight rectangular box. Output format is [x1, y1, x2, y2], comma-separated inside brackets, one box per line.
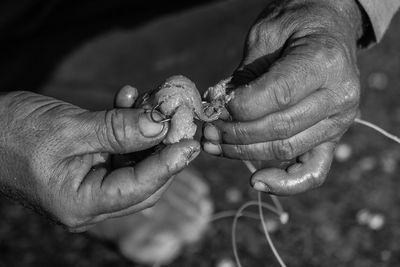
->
[0, 88, 200, 231]
[203, 0, 363, 195]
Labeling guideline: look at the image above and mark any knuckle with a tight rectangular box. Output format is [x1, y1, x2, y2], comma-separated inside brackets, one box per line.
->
[101, 109, 128, 152]
[272, 140, 295, 160]
[309, 42, 330, 63]
[344, 78, 361, 106]
[307, 36, 348, 73]
[232, 123, 249, 143]
[322, 43, 345, 67]
[330, 116, 346, 131]
[271, 75, 292, 109]
[271, 114, 295, 138]
[247, 20, 281, 53]
[247, 20, 270, 47]
[233, 145, 249, 159]
[248, 23, 264, 46]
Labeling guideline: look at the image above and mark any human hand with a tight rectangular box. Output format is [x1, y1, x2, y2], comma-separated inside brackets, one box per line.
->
[203, 0, 364, 195]
[0, 88, 200, 232]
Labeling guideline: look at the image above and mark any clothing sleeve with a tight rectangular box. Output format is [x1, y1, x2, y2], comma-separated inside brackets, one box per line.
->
[357, 0, 400, 44]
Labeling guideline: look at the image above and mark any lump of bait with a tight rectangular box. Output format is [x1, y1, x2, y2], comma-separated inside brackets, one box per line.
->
[155, 75, 202, 116]
[164, 105, 197, 144]
[145, 75, 233, 144]
[154, 76, 201, 144]
[203, 77, 234, 119]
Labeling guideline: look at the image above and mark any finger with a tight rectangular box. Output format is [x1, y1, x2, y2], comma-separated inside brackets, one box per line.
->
[76, 109, 168, 154]
[229, 41, 332, 121]
[114, 85, 139, 108]
[207, 87, 353, 145]
[92, 178, 175, 225]
[69, 178, 174, 232]
[208, 111, 355, 160]
[250, 141, 336, 195]
[78, 139, 201, 215]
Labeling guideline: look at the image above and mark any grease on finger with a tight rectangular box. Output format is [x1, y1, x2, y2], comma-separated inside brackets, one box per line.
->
[250, 141, 336, 195]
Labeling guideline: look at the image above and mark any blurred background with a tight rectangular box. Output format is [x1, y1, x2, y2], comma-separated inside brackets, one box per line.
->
[0, 0, 399, 266]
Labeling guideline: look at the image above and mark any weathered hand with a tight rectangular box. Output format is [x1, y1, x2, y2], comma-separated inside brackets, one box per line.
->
[203, 0, 364, 195]
[0, 88, 200, 232]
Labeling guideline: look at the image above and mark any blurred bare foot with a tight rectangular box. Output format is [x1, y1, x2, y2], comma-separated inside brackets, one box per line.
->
[89, 167, 213, 265]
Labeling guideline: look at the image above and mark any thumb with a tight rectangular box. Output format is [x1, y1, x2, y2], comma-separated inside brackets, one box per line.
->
[77, 108, 169, 154]
[231, 23, 285, 87]
[231, 44, 281, 88]
[77, 139, 201, 216]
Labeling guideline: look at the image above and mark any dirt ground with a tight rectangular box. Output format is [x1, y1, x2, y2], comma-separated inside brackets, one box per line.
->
[1, 1, 400, 266]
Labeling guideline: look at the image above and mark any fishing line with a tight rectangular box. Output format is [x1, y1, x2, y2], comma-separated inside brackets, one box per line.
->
[230, 119, 400, 267]
[239, 161, 287, 267]
[354, 118, 400, 144]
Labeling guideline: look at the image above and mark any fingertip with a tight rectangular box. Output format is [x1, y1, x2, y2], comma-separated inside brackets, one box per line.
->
[115, 85, 138, 108]
[202, 141, 222, 156]
[203, 123, 221, 143]
[180, 139, 202, 163]
[162, 139, 201, 169]
[251, 168, 292, 195]
[253, 181, 270, 193]
[251, 142, 336, 196]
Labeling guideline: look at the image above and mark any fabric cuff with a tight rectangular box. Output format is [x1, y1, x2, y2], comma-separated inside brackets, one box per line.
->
[357, 0, 400, 46]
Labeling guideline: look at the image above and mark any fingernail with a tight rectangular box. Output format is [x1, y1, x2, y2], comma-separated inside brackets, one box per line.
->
[203, 142, 222, 155]
[139, 112, 165, 137]
[203, 123, 220, 142]
[253, 181, 269, 192]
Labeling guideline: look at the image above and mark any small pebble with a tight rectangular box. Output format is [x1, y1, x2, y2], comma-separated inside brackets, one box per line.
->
[335, 143, 352, 162]
[358, 157, 377, 172]
[280, 212, 289, 225]
[356, 209, 385, 230]
[368, 214, 385, 230]
[316, 224, 339, 242]
[225, 188, 242, 203]
[259, 218, 279, 233]
[381, 250, 392, 262]
[381, 151, 399, 174]
[367, 72, 389, 91]
[356, 209, 371, 225]
[215, 257, 235, 267]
